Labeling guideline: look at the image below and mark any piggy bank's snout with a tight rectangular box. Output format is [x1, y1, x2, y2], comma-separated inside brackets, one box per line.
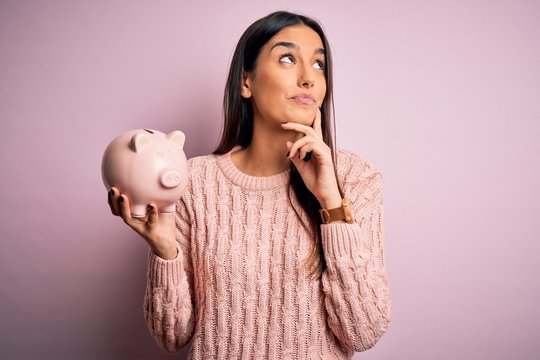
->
[160, 169, 182, 188]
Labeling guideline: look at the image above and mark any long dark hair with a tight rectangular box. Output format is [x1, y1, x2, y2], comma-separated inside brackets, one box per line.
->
[214, 11, 341, 278]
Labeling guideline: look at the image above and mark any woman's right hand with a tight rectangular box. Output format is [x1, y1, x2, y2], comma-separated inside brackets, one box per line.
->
[107, 187, 178, 260]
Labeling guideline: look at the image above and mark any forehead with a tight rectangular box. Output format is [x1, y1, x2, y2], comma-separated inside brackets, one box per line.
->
[265, 24, 324, 52]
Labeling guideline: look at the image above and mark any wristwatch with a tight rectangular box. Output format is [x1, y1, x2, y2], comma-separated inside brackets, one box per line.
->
[319, 197, 354, 224]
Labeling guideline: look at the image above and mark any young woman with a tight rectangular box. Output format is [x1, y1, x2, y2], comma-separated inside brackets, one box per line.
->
[108, 11, 391, 359]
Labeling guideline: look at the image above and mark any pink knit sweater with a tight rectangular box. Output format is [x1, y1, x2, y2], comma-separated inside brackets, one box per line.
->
[143, 146, 391, 359]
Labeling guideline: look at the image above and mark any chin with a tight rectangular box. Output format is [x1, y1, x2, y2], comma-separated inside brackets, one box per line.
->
[285, 107, 317, 125]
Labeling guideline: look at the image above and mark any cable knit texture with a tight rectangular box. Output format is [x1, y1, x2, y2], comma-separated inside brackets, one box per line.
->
[143, 146, 391, 359]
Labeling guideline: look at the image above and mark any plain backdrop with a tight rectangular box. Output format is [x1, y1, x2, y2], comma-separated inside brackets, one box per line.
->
[1, 0, 539, 359]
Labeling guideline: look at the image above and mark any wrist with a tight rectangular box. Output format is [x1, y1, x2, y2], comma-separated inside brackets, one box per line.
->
[154, 243, 178, 260]
[319, 197, 355, 224]
[319, 192, 342, 209]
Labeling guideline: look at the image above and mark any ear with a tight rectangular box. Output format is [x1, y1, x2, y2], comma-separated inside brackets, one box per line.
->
[131, 132, 151, 153]
[241, 71, 252, 99]
[167, 130, 185, 149]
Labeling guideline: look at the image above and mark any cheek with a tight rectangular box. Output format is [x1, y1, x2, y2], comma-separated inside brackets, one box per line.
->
[317, 78, 327, 103]
[252, 76, 286, 109]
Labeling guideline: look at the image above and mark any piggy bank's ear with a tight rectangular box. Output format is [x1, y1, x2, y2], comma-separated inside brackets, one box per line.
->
[167, 131, 185, 148]
[131, 132, 152, 153]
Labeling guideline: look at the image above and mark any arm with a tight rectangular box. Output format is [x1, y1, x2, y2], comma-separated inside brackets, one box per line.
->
[143, 195, 196, 353]
[321, 157, 391, 352]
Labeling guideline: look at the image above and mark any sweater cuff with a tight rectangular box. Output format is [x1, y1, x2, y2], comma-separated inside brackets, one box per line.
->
[147, 243, 183, 288]
[321, 223, 363, 259]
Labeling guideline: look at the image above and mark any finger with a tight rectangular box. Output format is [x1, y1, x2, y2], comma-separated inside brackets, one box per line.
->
[281, 122, 318, 139]
[118, 193, 134, 226]
[147, 204, 158, 227]
[109, 187, 120, 216]
[288, 148, 303, 169]
[287, 136, 316, 159]
[289, 148, 312, 173]
[313, 107, 322, 137]
[107, 189, 116, 215]
[297, 141, 329, 164]
[285, 141, 293, 156]
[297, 143, 315, 162]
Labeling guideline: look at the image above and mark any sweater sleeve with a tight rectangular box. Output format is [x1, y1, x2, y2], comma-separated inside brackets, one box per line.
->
[142, 194, 196, 353]
[321, 153, 391, 352]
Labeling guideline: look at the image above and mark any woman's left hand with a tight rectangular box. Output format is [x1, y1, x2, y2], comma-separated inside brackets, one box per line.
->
[281, 108, 342, 209]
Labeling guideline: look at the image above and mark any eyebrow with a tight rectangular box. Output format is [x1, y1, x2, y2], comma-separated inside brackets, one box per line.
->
[270, 41, 325, 55]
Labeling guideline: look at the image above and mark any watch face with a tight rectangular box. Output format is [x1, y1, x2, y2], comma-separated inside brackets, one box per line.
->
[342, 197, 354, 223]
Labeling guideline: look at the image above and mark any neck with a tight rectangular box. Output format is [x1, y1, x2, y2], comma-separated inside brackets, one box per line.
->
[231, 117, 301, 177]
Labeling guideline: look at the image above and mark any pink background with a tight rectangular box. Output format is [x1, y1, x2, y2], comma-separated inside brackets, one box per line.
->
[1, 0, 539, 359]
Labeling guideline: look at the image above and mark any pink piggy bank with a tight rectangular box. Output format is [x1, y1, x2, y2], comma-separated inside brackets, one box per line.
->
[101, 129, 189, 217]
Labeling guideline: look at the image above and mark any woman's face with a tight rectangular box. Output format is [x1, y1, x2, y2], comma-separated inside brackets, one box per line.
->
[242, 24, 327, 127]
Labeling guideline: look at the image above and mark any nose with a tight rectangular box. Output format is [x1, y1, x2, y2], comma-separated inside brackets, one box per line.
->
[160, 169, 182, 188]
[300, 78, 314, 88]
[298, 64, 315, 88]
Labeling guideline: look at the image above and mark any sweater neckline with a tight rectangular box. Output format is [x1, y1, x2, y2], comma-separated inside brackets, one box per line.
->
[217, 146, 291, 190]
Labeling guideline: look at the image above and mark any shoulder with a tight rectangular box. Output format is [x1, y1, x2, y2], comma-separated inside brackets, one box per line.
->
[335, 148, 382, 185]
[182, 153, 220, 197]
[178, 154, 219, 215]
[187, 153, 219, 175]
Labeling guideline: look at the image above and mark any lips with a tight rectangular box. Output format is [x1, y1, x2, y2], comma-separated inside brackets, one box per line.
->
[291, 93, 315, 105]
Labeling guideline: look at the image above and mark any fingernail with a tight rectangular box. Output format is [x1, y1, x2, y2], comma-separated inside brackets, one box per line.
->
[148, 205, 154, 211]
[286, 151, 290, 157]
[119, 196, 124, 203]
[109, 189, 114, 197]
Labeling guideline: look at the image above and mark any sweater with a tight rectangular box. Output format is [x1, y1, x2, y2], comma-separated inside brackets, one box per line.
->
[143, 146, 391, 359]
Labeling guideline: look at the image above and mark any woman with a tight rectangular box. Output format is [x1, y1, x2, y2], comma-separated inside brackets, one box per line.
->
[108, 11, 390, 359]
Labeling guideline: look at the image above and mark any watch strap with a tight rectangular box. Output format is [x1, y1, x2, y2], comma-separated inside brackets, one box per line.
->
[319, 197, 354, 224]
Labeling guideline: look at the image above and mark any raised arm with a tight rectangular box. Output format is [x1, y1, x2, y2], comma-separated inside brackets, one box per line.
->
[321, 154, 391, 351]
[143, 195, 196, 353]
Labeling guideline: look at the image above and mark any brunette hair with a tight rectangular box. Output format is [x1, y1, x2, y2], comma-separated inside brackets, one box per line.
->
[214, 11, 341, 278]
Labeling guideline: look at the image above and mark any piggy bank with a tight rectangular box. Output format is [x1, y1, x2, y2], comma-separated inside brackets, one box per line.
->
[101, 129, 189, 217]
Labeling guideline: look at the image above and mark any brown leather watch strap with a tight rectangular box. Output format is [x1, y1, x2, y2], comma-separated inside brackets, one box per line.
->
[319, 197, 354, 224]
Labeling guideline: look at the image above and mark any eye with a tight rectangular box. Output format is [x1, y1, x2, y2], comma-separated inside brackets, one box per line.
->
[279, 54, 295, 64]
[313, 60, 325, 70]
